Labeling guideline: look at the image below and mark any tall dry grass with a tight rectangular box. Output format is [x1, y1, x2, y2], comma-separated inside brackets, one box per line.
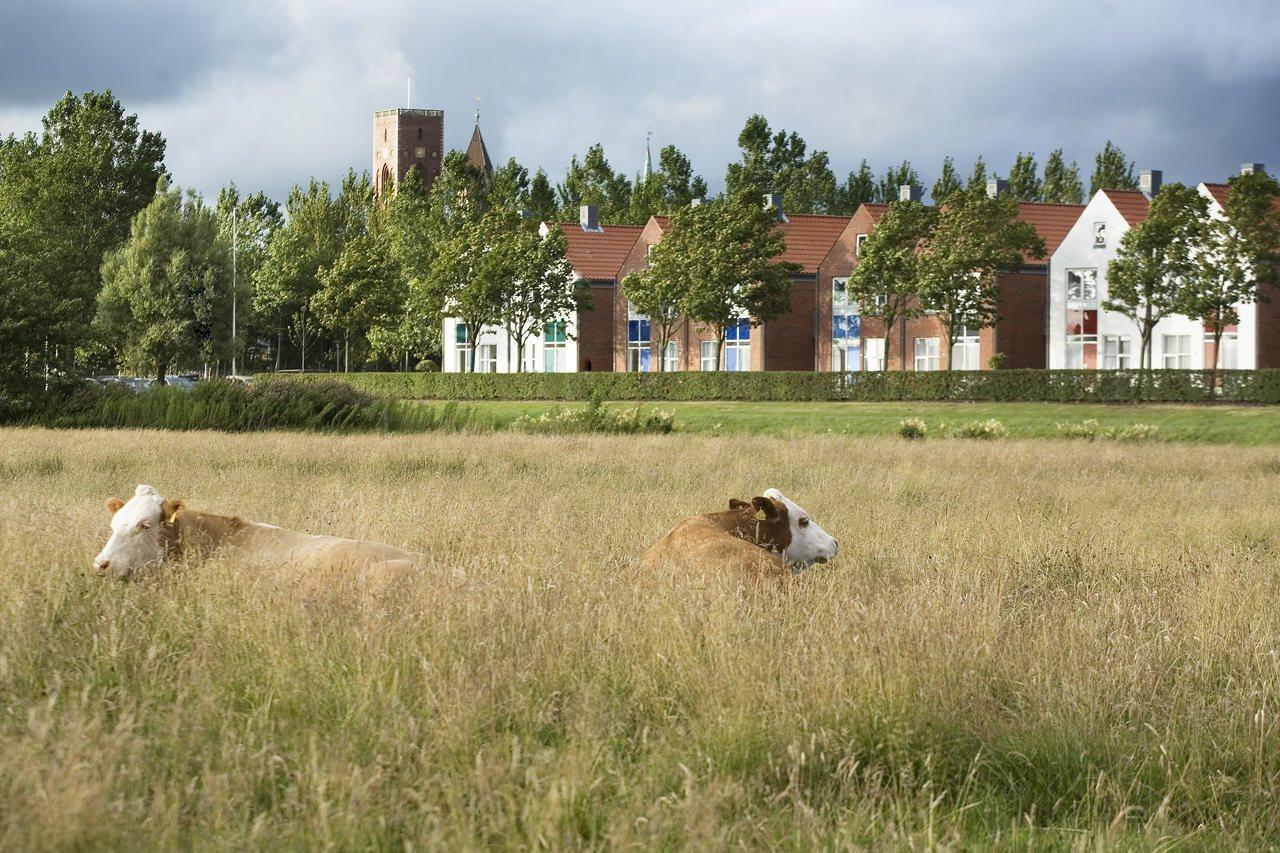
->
[1, 427, 1279, 848]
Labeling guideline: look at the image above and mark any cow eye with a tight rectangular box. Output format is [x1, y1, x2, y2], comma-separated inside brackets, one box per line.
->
[799, 517, 810, 527]
[137, 520, 151, 530]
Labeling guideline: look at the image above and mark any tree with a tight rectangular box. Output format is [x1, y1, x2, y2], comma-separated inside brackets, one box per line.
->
[96, 183, 228, 383]
[657, 145, 708, 209]
[931, 157, 963, 203]
[847, 199, 936, 371]
[667, 192, 799, 369]
[1008, 152, 1042, 201]
[424, 211, 509, 373]
[877, 161, 920, 204]
[621, 239, 689, 372]
[1042, 149, 1084, 204]
[494, 215, 577, 371]
[253, 180, 339, 371]
[216, 184, 281, 372]
[1090, 140, 1138, 195]
[0, 90, 166, 401]
[528, 169, 558, 222]
[556, 144, 632, 222]
[1179, 172, 1280, 385]
[918, 187, 1044, 368]
[1104, 183, 1206, 370]
[839, 160, 878, 212]
[724, 115, 838, 213]
[379, 165, 436, 366]
[966, 157, 989, 192]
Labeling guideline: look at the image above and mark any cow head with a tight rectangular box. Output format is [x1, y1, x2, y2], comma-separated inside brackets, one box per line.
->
[751, 488, 838, 567]
[94, 485, 183, 579]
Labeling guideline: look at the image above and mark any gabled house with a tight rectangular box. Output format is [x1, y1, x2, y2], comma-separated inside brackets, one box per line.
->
[441, 205, 641, 373]
[615, 195, 860, 371]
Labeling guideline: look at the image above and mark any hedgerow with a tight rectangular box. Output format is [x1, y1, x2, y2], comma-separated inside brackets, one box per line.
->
[257, 369, 1280, 404]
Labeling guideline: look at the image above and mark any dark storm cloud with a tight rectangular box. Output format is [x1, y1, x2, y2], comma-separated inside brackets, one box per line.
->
[1, 0, 1276, 202]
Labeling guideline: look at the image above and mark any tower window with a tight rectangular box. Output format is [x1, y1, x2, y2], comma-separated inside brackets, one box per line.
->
[383, 128, 387, 142]
[418, 127, 423, 140]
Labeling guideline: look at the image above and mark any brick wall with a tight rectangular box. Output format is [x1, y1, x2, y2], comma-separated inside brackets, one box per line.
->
[577, 282, 615, 372]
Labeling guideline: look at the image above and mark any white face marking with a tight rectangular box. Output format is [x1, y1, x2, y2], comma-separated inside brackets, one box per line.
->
[93, 485, 167, 579]
[763, 488, 838, 565]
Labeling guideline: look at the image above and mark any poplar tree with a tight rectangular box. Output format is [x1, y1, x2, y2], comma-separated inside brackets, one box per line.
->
[1090, 140, 1138, 195]
[1042, 149, 1084, 204]
[1008, 152, 1042, 201]
[931, 157, 963, 203]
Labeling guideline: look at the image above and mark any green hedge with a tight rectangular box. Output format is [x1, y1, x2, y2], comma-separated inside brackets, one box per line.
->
[256, 369, 1280, 404]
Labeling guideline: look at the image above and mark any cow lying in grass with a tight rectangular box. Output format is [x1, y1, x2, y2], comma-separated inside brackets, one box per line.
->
[93, 484, 424, 582]
[639, 488, 838, 578]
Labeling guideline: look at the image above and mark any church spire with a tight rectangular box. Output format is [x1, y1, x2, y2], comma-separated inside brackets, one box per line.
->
[466, 100, 494, 180]
[642, 129, 653, 180]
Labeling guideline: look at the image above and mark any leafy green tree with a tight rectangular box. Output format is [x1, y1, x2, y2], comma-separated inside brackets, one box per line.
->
[657, 145, 708, 209]
[528, 169, 558, 222]
[556, 144, 632, 222]
[489, 158, 531, 212]
[1090, 140, 1138, 195]
[1179, 172, 1280, 384]
[918, 188, 1044, 368]
[725, 115, 838, 213]
[215, 184, 281, 372]
[847, 199, 936, 371]
[876, 161, 920, 204]
[314, 210, 401, 372]
[666, 192, 799, 369]
[379, 165, 437, 365]
[621, 241, 689, 372]
[966, 157, 989, 192]
[838, 160, 878, 212]
[494, 215, 577, 371]
[931, 157, 963, 203]
[1008, 152, 1042, 201]
[1104, 183, 1206, 370]
[253, 180, 339, 370]
[1042, 149, 1084, 204]
[96, 184, 228, 383]
[424, 211, 509, 373]
[0, 90, 166, 400]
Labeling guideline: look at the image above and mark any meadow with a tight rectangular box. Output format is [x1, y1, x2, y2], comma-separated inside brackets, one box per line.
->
[2, 427, 1280, 848]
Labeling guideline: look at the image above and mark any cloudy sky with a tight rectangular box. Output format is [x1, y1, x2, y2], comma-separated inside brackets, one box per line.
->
[2, 0, 1277, 203]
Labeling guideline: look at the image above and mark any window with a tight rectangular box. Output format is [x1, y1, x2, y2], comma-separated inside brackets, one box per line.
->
[415, 146, 426, 158]
[1093, 222, 1106, 248]
[864, 338, 885, 372]
[856, 233, 868, 256]
[1067, 269, 1098, 303]
[417, 127, 423, 141]
[724, 319, 751, 371]
[1209, 332, 1239, 369]
[700, 341, 718, 371]
[522, 341, 537, 373]
[1065, 309, 1098, 369]
[1161, 334, 1191, 369]
[913, 337, 940, 371]
[476, 344, 498, 373]
[864, 292, 887, 311]
[663, 341, 679, 372]
[544, 321, 568, 372]
[454, 323, 471, 372]
[951, 326, 980, 370]
[831, 277, 861, 371]
[645, 244, 655, 267]
[627, 318, 651, 372]
[1101, 335, 1131, 369]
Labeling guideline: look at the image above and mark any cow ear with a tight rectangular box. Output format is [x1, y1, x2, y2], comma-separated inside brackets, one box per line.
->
[106, 497, 125, 515]
[728, 499, 750, 511]
[751, 496, 781, 522]
[161, 499, 185, 525]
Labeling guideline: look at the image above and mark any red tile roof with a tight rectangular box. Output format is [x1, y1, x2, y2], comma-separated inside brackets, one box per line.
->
[554, 223, 644, 280]
[1103, 189, 1150, 226]
[1017, 202, 1085, 265]
[776, 214, 851, 274]
[1203, 182, 1230, 208]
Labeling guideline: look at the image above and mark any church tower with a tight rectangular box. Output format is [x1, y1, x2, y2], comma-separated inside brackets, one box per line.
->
[372, 107, 444, 196]
[465, 107, 494, 180]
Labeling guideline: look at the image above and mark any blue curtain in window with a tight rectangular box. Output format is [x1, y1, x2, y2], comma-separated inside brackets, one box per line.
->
[627, 319, 651, 343]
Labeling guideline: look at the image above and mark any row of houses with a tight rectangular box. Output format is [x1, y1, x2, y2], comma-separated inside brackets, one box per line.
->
[442, 166, 1280, 374]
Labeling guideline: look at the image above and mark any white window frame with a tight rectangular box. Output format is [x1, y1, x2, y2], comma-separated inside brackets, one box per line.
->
[864, 338, 885, 372]
[1101, 335, 1131, 370]
[454, 323, 471, 373]
[913, 337, 940, 372]
[543, 321, 568, 373]
[663, 341, 679, 372]
[1211, 332, 1239, 370]
[1067, 269, 1098, 305]
[856, 233, 869, 256]
[1161, 334, 1191, 369]
[700, 341, 718, 371]
[476, 343, 498, 374]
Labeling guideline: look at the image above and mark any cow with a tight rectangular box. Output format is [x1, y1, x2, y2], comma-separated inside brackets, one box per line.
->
[639, 488, 838, 578]
[93, 484, 424, 582]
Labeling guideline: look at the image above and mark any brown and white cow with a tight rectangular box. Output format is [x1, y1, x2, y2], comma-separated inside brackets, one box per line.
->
[93, 484, 424, 582]
[639, 488, 838, 577]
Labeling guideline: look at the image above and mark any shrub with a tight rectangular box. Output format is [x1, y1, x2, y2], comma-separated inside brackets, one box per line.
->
[510, 397, 674, 435]
[898, 418, 928, 440]
[414, 359, 440, 372]
[943, 419, 1009, 440]
[1056, 419, 1102, 440]
[1056, 419, 1161, 442]
[255, 369, 1280, 404]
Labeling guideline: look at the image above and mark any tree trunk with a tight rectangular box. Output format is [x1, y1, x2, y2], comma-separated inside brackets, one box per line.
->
[154, 355, 167, 386]
[344, 331, 350, 373]
[514, 334, 524, 373]
[275, 330, 282, 371]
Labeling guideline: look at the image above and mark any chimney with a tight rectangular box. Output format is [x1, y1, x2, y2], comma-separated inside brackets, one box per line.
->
[762, 192, 785, 219]
[1242, 163, 1266, 176]
[898, 184, 922, 203]
[690, 197, 704, 207]
[1139, 169, 1162, 199]
[986, 178, 1010, 198]
[579, 204, 600, 232]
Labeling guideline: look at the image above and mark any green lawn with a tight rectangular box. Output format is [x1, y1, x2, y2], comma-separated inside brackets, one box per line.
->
[457, 400, 1280, 444]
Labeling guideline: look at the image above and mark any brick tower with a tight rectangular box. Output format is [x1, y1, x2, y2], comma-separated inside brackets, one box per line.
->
[372, 108, 444, 196]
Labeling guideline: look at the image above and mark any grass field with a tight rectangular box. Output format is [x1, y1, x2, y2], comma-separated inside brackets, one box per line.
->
[3, 427, 1280, 847]
[456, 399, 1280, 444]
